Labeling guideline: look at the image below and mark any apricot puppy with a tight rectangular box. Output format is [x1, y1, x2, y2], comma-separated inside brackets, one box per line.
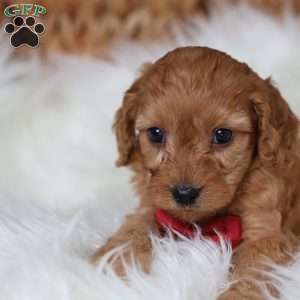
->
[92, 47, 300, 299]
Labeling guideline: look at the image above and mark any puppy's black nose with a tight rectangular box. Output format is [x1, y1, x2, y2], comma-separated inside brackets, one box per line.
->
[171, 184, 201, 206]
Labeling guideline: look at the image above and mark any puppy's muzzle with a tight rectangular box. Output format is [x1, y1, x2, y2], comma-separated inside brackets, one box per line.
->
[171, 184, 201, 206]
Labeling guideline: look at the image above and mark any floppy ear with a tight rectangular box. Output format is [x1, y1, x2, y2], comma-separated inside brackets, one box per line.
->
[113, 63, 152, 167]
[113, 86, 139, 167]
[251, 79, 298, 167]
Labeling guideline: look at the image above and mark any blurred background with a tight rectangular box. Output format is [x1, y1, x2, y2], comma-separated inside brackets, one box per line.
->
[1, 0, 300, 56]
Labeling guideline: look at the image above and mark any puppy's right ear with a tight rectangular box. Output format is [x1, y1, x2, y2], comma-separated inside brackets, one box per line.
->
[113, 85, 139, 167]
[113, 63, 152, 167]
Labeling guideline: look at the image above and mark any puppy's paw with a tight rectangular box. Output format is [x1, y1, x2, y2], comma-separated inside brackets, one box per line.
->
[90, 240, 152, 276]
[218, 286, 265, 300]
[218, 291, 240, 300]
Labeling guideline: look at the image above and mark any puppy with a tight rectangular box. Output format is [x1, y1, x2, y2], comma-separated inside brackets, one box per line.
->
[92, 47, 300, 299]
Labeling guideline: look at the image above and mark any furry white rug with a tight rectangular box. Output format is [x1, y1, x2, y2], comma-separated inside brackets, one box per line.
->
[0, 4, 300, 300]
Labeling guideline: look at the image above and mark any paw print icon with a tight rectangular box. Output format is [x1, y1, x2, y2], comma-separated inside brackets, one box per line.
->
[4, 16, 45, 48]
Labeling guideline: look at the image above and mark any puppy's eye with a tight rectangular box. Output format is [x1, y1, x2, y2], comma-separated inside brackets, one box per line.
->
[147, 127, 165, 143]
[212, 128, 233, 144]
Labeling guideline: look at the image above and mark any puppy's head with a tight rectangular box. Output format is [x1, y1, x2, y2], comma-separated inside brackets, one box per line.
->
[114, 47, 298, 221]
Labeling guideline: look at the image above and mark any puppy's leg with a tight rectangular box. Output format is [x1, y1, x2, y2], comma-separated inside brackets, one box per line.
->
[219, 210, 299, 300]
[90, 206, 156, 275]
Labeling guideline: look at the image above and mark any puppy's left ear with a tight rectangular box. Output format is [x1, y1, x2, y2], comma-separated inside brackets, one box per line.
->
[251, 79, 298, 167]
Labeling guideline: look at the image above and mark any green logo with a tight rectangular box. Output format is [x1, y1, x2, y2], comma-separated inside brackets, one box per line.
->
[3, 4, 46, 48]
[4, 4, 47, 17]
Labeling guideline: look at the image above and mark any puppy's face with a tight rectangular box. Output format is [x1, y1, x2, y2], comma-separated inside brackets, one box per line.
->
[114, 47, 297, 221]
[135, 91, 254, 220]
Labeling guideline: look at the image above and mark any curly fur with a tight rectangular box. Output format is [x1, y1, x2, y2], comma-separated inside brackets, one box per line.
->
[92, 47, 300, 299]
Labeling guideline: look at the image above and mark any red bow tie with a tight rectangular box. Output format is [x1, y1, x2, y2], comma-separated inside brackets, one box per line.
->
[155, 208, 242, 248]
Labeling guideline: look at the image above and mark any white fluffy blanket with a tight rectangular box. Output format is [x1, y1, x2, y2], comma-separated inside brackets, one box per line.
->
[0, 4, 300, 300]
